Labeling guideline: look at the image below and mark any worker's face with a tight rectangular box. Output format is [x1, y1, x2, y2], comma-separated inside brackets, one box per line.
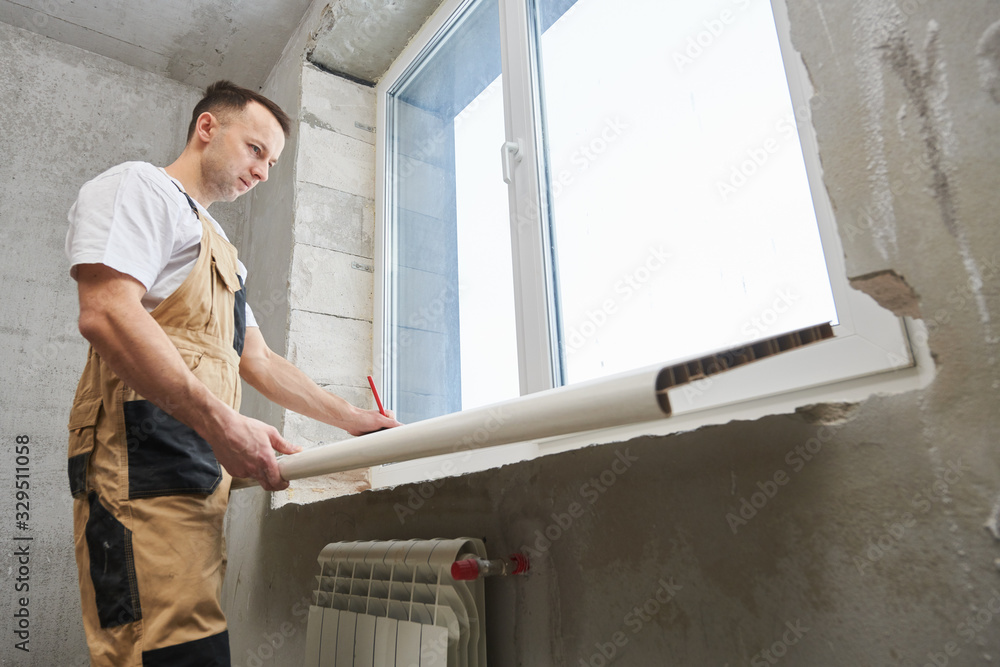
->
[200, 101, 285, 203]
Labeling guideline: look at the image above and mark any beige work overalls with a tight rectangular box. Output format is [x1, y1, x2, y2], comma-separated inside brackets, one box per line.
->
[67, 193, 246, 666]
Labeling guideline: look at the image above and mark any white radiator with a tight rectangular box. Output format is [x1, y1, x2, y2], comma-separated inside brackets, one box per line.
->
[304, 538, 488, 667]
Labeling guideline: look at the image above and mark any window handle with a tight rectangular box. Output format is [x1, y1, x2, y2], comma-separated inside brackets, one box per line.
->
[501, 140, 522, 184]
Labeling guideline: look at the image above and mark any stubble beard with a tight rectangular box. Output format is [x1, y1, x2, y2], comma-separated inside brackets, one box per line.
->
[201, 138, 242, 203]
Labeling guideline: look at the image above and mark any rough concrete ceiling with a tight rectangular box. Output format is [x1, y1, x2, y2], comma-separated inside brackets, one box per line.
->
[307, 0, 445, 85]
[0, 0, 314, 89]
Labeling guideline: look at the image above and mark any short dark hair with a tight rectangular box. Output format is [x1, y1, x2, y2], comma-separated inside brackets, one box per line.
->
[186, 80, 291, 141]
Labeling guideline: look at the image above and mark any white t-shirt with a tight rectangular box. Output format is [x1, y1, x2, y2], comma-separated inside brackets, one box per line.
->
[66, 161, 257, 328]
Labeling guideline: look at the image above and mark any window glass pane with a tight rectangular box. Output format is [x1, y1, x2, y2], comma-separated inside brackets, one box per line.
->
[387, 0, 519, 422]
[532, 0, 838, 385]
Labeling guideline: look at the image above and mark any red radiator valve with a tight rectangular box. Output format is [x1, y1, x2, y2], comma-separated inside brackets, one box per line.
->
[451, 553, 530, 580]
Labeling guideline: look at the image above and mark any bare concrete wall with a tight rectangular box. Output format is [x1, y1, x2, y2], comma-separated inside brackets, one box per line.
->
[225, 1, 1000, 666]
[0, 21, 246, 665]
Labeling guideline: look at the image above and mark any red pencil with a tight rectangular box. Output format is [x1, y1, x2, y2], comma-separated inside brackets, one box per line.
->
[367, 375, 387, 417]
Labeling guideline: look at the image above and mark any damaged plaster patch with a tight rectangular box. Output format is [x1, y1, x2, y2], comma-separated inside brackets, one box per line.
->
[307, 3, 340, 53]
[882, 21, 994, 336]
[976, 20, 1000, 104]
[986, 494, 1000, 541]
[302, 109, 338, 134]
[811, 0, 843, 70]
[307, 0, 439, 84]
[274, 469, 372, 509]
[895, 102, 911, 139]
[850, 269, 921, 318]
[793, 402, 860, 425]
[881, 22, 958, 236]
[851, 0, 902, 261]
[305, 1, 397, 83]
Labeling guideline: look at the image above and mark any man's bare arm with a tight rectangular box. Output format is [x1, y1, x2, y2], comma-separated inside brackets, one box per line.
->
[75, 263, 299, 491]
[239, 327, 401, 435]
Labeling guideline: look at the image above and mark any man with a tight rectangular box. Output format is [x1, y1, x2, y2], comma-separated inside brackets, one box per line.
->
[65, 81, 399, 666]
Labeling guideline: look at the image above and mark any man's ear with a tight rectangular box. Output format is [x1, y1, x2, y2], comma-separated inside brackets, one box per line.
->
[193, 111, 220, 144]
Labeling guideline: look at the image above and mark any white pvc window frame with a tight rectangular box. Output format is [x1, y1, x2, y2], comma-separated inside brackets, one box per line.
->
[370, 0, 924, 489]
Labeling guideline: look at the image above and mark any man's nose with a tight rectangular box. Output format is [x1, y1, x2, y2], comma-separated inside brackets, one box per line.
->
[251, 162, 268, 183]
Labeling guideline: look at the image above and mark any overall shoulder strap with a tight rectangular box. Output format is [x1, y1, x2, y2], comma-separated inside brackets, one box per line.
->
[171, 182, 200, 217]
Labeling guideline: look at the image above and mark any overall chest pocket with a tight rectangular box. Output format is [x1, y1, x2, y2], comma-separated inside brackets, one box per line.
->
[209, 244, 245, 355]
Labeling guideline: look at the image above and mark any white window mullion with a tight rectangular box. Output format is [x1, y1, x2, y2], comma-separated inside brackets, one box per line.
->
[499, 0, 561, 395]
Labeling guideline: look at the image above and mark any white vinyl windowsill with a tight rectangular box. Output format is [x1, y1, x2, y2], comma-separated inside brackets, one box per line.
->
[367, 304, 932, 492]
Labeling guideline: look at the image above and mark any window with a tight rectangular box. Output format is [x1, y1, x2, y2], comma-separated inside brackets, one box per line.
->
[374, 0, 915, 453]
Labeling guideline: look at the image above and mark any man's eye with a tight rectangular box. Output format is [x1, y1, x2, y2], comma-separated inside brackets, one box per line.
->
[250, 145, 261, 154]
